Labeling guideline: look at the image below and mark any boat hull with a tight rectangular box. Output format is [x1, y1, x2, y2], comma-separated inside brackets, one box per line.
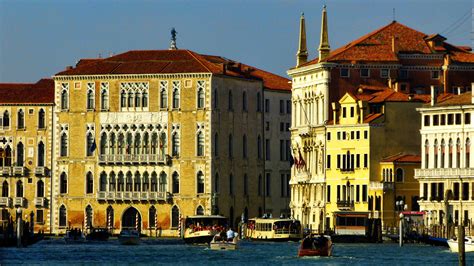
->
[448, 240, 474, 253]
[298, 236, 333, 257]
[183, 235, 215, 244]
[210, 241, 238, 250]
[118, 236, 140, 245]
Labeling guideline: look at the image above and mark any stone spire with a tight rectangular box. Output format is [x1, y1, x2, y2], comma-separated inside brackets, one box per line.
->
[169, 27, 178, 50]
[318, 5, 331, 62]
[296, 12, 308, 67]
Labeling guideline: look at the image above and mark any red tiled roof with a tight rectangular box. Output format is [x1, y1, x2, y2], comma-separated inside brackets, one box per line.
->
[299, 21, 474, 66]
[430, 92, 472, 106]
[354, 85, 430, 103]
[381, 153, 421, 163]
[364, 113, 383, 123]
[55, 50, 290, 91]
[0, 79, 54, 104]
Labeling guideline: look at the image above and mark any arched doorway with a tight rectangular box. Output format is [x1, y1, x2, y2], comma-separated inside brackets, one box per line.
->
[122, 207, 141, 231]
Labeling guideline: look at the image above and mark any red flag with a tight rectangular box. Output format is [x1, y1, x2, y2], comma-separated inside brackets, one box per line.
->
[298, 150, 306, 170]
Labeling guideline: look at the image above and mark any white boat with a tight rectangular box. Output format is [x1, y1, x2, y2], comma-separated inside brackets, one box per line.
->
[183, 215, 227, 244]
[63, 229, 86, 244]
[448, 236, 474, 252]
[118, 229, 140, 245]
[209, 235, 239, 250]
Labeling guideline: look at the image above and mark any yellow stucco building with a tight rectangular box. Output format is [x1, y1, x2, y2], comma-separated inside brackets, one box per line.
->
[0, 79, 54, 233]
[51, 48, 291, 236]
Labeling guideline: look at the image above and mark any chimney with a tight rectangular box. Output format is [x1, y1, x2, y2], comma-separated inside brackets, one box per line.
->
[65, 66, 73, 70]
[358, 101, 364, 124]
[431, 85, 437, 106]
[392, 36, 398, 54]
[331, 102, 337, 125]
[471, 83, 474, 104]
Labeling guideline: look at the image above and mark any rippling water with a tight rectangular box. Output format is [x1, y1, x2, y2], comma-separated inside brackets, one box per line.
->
[1, 238, 473, 265]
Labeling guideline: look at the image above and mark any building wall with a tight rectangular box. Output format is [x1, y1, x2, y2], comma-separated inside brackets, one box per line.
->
[0, 105, 53, 233]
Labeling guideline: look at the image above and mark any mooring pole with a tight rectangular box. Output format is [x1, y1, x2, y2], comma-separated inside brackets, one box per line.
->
[458, 224, 465, 266]
[399, 213, 404, 247]
[16, 208, 22, 248]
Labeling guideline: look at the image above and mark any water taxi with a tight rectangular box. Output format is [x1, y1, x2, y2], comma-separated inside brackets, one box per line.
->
[209, 234, 239, 250]
[298, 235, 333, 257]
[448, 236, 474, 252]
[245, 218, 302, 241]
[118, 229, 140, 245]
[86, 228, 110, 241]
[183, 215, 227, 244]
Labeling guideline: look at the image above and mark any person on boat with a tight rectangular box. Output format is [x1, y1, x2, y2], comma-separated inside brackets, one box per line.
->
[226, 228, 235, 241]
[219, 229, 227, 242]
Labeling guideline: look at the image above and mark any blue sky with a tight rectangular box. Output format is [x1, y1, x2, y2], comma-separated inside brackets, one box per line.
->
[0, 0, 472, 82]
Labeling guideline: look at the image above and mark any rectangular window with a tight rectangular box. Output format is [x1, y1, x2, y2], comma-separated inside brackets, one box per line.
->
[342, 132, 346, 140]
[424, 115, 430, 126]
[362, 185, 368, 202]
[342, 107, 347, 118]
[265, 99, 270, 113]
[265, 173, 271, 197]
[286, 100, 291, 114]
[356, 131, 360, 140]
[356, 154, 360, 168]
[462, 182, 469, 200]
[380, 69, 389, 78]
[431, 70, 440, 79]
[327, 132, 331, 141]
[456, 113, 462, 125]
[440, 114, 446, 125]
[465, 113, 471, 124]
[36, 209, 44, 224]
[265, 121, 270, 131]
[285, 140, 290, 161]
[350, 107, 354, 117]
[433, 115, 439, 126]
[447, 114, 454, 125]
[400, 69, 408, 79]
[360, 68, 370, 78]
[337, 155, 341, 169]
[351, 131, 355, 140]
[327, 185, 331, 202]
[265, 139, 270, 161]
[280, 100, 284, 114]
[337, 185, 341, 201]
[280, 122, 284, 132]
[286, 123, 290, 131]
[327, 155, 331, 169]
[364, 130, 368, 139]
[423, 183, 428, 199]
[337, 132, 341, 140]
[356, 185, 360, 202]
[340, 68, 349, 77]
[280, 140, 284, 161]
[364, 154, 368, 168]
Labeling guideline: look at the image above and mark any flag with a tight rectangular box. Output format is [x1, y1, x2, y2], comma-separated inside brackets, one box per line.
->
[90, 139, 97, 153]
[298, 149, 306, 170]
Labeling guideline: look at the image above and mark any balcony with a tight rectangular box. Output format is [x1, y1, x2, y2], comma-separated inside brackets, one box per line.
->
[34, 197, 46, 207]
[337, 200, 355, 210]
[123, 192, 132, 201]
[0, 197, 11, 207]
[98, 154, 166, 165]
[13, 166, 25, 176]
[14, 197, 25, 207]
[1, 167, 11, 176]
[369, 181, 384, 190]
[383, 182, 394, 191]
[97, 191, 106, 201]
[35, 167, 47, 176]
[132, 192, 140, 201]
[415, 168, 474, 179]
[96, 191, 166, 201]
[293, 171, 310, 183]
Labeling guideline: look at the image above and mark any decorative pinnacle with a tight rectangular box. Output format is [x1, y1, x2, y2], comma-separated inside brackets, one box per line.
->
[169, 27, 178, 50]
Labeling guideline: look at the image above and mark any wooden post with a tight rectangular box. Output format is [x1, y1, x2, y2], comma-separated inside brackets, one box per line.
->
[458, 225, 465, 266]
[399, 213, 403, 247]
[16, 208, 22, 248]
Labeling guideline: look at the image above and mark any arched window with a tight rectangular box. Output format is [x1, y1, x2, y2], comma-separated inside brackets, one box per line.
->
[142, 90, 148, 108]
[109, 133, 116, 155]
[173, 88, 180, 109]
[37, 141, 45, 167]
[242, 91, 247, 111]
[229, 173, 234, 195]
[149, 206, 156, 229]
[60, 172, 67, 194]
[128, 92, 133, 108]
[159, 172, 167, 192]
[143, 132, 149, 155]
[142, 172, 149, 191]
[151, 132, 158, 155]
[214, 173, 219, 193]
[120, 90, 126, 108]
[466, 138, 471, 168]
[16, 180, 23, 197]
[228, 91, 233, 111]
[118, 133, 124, 155]
[160, 132, 167, 155]
[37, 180, 44, 197]
[257, 92, 262, 112]
[196, 206, 204, 215]
[100, 132, 107, 155]
[228, 134, 233, 158]
[172, 132, 180, 157]
[117, 172, 124, 192]
[172, 172, 179, 193]
[61, 90, 68, 110]
[151, 172, 158, 192]
[160, 83, 168, 109]
[86, 172, 94, 194]
[109, 171, 116, 192]
[257, 135, 262, 159]
[134, 171, 141, 192]
[135, 91, 141, 108]
[101, 89, 109, 110]
[457, 138, 461, 168]
[87, 89, 94, 110]
[3, 110, 9, 128]
[2, 181, 8, 197]
[396, 168, 404, 182]
[214, 133, 219, 157]
[17, 109, 24, 129]
[100, 172, 107, 192]
[59, 205, 67, 227]
[60, 133, 68, 157]
[433, 139, 438, 168]
[38, 109, 45, 129]
[126, 172, 133, 191]
[107, 206, 114, 229]
[424, 139, 429, 169]
[126, 132, 133, 155]
[85, 205, 93, 229]
[242, 134, 247, 158]
[86, 132, 95, 156]
[16, 142, 24, 166]
[449, 139, 453, 168]
[213, 88, 218, 109]
[134, 134, 141, 155]
[197, 171, 204, 193]
[171, 206, 180, 228]
[197, 87, 205, 109]
[441, 139, 445, 168]
[197, 131, 204, 156]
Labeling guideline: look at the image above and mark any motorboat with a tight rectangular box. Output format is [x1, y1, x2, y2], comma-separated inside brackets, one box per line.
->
[209, 234, 239, 250]
[118, 229, 140, 245]
[298, 235, 333, 257]
[86, 228, 110, 241]
[448, 236, 474, 252]
[183, 215, 227, 244]
[63, 229, 86, 244]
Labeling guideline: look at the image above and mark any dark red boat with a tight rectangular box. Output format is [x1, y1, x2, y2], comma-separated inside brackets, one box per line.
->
[298, 235, 333, 257]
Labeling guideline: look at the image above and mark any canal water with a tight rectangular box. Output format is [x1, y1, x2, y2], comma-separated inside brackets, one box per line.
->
[1, 238, 473, 265]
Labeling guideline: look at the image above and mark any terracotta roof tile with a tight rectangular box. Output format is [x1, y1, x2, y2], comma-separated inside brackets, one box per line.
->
[431, 92, 472, 106]
[0, 79, 54, 104]
[381, 154, 421, 163]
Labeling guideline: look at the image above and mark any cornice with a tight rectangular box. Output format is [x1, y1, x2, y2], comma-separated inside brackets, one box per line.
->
[53, 73, 212, 81]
